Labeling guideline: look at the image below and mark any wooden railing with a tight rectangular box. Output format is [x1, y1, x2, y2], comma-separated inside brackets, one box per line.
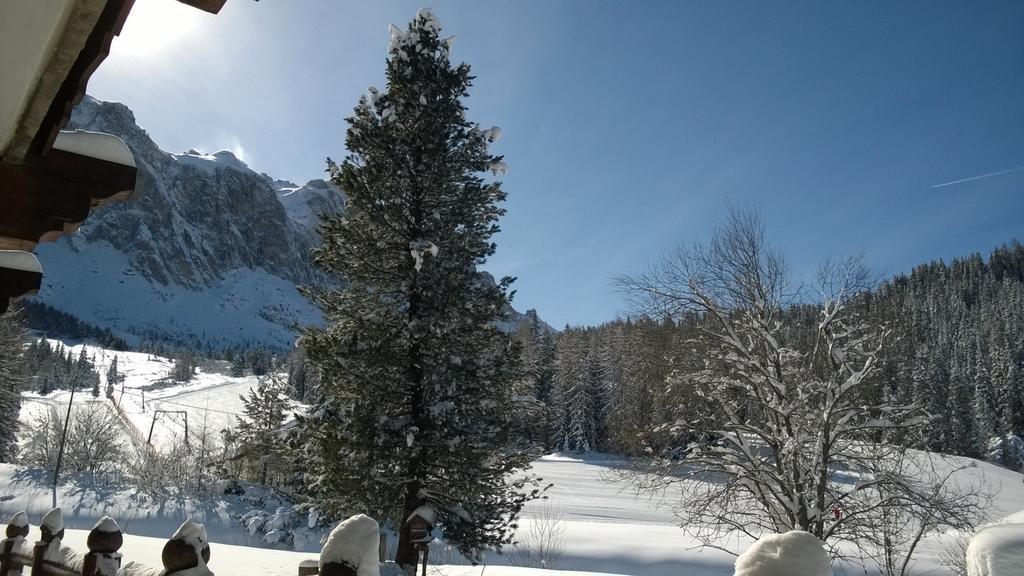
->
[0, 508, 382, 576]
[0, 508, 210, 576]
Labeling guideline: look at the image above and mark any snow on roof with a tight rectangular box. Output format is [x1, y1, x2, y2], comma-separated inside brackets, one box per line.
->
[733, 530, 832, 576]
[0, 250, 41, 273]
[53, 130, 135, 167]
[41, 508, 63, 532]
[319, 514, 379, 573]
[967, 524, 1024, 576]
[407, 505, 434, 525]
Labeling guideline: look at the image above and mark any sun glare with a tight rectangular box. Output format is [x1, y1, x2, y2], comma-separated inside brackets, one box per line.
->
[111, 0, 206, 58]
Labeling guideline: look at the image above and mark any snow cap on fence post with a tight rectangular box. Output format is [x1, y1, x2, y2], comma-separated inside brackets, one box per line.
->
[734, 530, 832, 576]
[1, 511, 30, 576]
[40, 508, 65, 543]
[319, 514, 380, 576]
[162, 519, 213, 576]
[33, 508, 66, 575]
[5, 512, 28, 540]
[83, 516, 123, 576]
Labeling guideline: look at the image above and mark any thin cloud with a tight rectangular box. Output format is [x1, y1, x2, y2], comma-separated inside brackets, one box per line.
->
[931, 164, 1024, 188]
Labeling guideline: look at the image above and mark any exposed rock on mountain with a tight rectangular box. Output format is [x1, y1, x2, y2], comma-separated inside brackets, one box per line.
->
[32, 96, 344, 350]
[30, 97, 539, 350]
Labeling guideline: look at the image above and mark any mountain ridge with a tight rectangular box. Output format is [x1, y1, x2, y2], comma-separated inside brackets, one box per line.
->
[30, 97, 544, 350]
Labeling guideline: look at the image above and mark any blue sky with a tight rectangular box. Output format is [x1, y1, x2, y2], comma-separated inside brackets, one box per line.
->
[89, 0, 1024, 328]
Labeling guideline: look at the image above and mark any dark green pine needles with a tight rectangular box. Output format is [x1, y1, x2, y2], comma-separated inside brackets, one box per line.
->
[298, 8, 543, 568]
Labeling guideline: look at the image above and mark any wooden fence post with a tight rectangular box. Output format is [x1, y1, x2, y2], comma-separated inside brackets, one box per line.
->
[0, 511, 29, 575]
[162, 520, 212, 576]
[319, 563, 356, 576]
[32, 508, 65, 576]
[81, 517, 122, 576]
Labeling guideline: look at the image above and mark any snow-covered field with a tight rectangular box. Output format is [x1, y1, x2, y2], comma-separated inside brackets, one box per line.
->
[21, 341, 263, 452]
[14, 342, 1024, 575]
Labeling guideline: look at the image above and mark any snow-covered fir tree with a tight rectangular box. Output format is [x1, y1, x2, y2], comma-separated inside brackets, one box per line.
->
[0, 312, 25, 462]
[298, 9, 541, 568]
[235, 372, 290, 485]
[105, 355, 122, 398]
[170, 350, 198, 383]
[230, 352, 247, 377]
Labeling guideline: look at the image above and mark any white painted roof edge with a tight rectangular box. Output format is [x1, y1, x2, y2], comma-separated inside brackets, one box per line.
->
[53, 129, 135, 167]
[0, 250, 42, 274]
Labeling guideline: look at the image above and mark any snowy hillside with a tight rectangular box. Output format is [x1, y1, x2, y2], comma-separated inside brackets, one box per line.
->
[19, 341, 263, 452]
[31, 96, 345, 350]
[14, 341, 1024, 576]
[29, 96, 541, 350]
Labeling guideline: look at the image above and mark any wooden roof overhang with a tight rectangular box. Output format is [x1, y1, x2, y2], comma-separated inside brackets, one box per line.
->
[0, 0, 227, 312]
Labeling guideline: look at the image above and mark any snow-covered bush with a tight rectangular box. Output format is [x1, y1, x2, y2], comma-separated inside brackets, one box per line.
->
[230, 486, 331, 550]
[320, 514, 380, 576]
[734, 531, 832, 576]
[966, 524, 1024, 576]
[986, 435, 1024, 472]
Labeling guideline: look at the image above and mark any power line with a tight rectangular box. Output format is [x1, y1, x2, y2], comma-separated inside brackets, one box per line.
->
[116, 388, 244, 416]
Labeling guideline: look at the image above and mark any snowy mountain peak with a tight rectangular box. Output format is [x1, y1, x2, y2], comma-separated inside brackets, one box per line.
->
[31, 97, 337, 350]
[173, 149, 252, 175]
[277, 179, 345, 234]
[30, 97, 539, 350]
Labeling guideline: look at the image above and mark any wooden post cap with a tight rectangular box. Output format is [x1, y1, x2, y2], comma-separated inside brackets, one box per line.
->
[39, 508, 64, 543]
[87, 517, 123, 554]
[162, 519, 211, 574]
[5, 512, 29, 539]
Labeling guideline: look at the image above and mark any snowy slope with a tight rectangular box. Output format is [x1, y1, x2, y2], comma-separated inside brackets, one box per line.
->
[18, 341, 262, 452]
[31, 96, 344, 350]
[18, 342, 1024, 575]
[30, 97, 538, 350]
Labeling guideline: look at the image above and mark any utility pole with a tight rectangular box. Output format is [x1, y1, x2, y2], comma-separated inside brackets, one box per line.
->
[52, 378, 77, 508]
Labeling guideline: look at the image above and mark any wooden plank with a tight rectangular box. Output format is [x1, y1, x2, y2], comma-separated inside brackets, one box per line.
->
[27, 0, 137, 157]
[0, 152, 135, 245]
[176, 0, 228, 14]
[0, 267, 42, 314]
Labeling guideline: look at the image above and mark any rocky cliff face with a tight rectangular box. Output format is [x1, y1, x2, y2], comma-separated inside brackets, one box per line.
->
[32, 97, 542, 351]
[32, 97, 345, 350]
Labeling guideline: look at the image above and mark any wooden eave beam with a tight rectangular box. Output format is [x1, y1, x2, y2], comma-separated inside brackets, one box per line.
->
[0, 150, 136, 249]
[26, 0, 137, 158]
[0, 267, 42, 314]
[176, 0, 228, 14]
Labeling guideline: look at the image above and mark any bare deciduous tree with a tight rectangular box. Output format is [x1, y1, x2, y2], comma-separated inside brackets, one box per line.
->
[508, 501, 566, 570]
[21, 402, 124, 475]
[617, 205, 990, 569]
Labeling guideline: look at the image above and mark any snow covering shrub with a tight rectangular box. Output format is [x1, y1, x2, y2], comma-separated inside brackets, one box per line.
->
[986, 435, 1024, 472]
[231, 485, 331, 550]
[733, 531, 832, 576]
[966, 524, 1024, 576]
[320, 514, 380, 576]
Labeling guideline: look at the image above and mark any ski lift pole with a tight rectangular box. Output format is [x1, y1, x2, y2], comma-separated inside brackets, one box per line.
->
[52, 378, 77, 508]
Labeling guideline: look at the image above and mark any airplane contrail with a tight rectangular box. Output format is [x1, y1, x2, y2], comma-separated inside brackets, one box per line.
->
[931, 164, 1024, 188]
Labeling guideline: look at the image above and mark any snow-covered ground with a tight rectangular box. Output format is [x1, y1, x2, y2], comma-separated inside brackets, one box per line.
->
[21, 340, 264, 452]
[14, 342, 1024, 575]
